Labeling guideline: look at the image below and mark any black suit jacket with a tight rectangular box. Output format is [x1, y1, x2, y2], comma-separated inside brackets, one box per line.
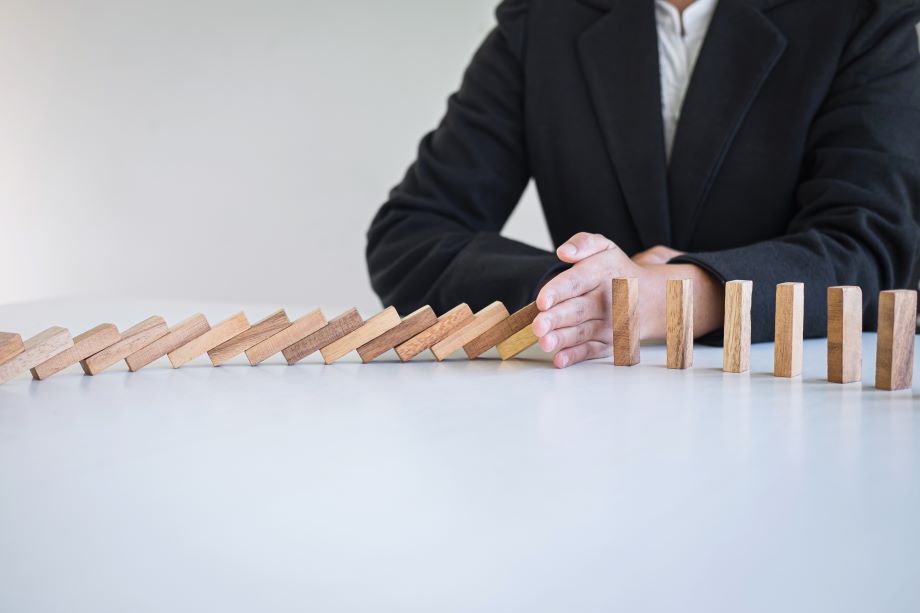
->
[366, 0, 920, 342]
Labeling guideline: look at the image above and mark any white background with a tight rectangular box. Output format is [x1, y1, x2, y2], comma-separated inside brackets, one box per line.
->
[0, 0, 551, 308]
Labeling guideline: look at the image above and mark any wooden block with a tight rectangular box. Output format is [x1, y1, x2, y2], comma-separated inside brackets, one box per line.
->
[208, 310, 291, 366]
[723, 280, 753, 374]
[876, 289, 917, 391]
[81, 317, 168, 376]
[356, 306, 437, 363]
[431, 302, 510, 361]
[125, 314, 210, 372]
[0, 327, 73, 385]
[321, 307, 402, 364]
[31, 324, 121, 380]
[167, 312, 249, 369]
[612, 277, 640, 366]
[497, 324, 539, 360]
[827, 286, 862, 384]
[250, 308, 330, 366]
[666, 279, 693, 369]
[0, 332, 24, 365]
[463, 302, 538, 360]
[774, 282, 804, 378]
[394, 304, 474, 362]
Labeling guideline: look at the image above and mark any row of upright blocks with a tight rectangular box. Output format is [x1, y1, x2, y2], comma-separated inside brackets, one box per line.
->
[612, 278, 918, 391]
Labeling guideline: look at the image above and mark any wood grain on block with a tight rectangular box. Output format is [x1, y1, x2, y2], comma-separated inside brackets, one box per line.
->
[81, 317, 167, 376]
[0, 332, 24, 365]
[394, 304, 474, 362]
[208, 309, 290, 366]
[125, 314, 210, 372]
[612, 278, 640, 366]
[464, 302, 538, 360]
[321, 307, 402, 364]
[827, 286, 862, 384]
[876, 290, 917, 391]
[497, 324, 539, 360]
[32, 324, 120, 380]
[666, 279, 693, 370]
[250, 309, 330, 366]
[431, 302, 509, 361]
[723, 280, 753, 374]
[356, 306, 437, 363]
[167, 312, 249, 368]
[774, 282, 804, 378]
[0, 327, 73, 385]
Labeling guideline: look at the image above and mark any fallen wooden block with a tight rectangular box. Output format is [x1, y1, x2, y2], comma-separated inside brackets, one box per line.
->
[167, 312, 249, 368]
[0, 332, 24, 365]
[723, 280, 753, 374]
[875, 289, 917, 391]
[321, 307, 402, 364]
[356, 306, 437, 363]
[666, 279, 693, 369]
[774, 282, 804, 378]
[125, 314, 211, 372]
[464, 302, 538, 360]
[394, 304, 474, 362]
[497, 325, 539, 360]
[81, 317, 168, 376]
[431, 302, 509, 361]
[0, 327, 73, 385]
[208, 309, 291, 366]
[250, 308, 330, 366]
[827, 286, 862, 384]
[32, 324, 121, 380]
[612, 278, 640, 366]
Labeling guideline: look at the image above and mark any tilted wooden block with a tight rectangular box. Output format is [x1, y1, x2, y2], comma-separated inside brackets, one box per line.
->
[723, 280, 753, 374]
[125, 314, 210, 372]
[666, 279, 693, 369]
[32, 324, 121, 380]
[321, 307, 401, 364]
[167, 312, 249, 369]
[81, 317, 168, 376]
[497, 324, 539, 360]
[208, 309, 291, 366]
[250, 308, 330, 366]
[431, 302, 510, 361]
[774, 282, 804, 378]
[827, 286, 862, 384]
[0, 327, 73, 385]
[464, 302, 538, 360]
[0, 332, 24, 365]
[875, 289, 917, 391]
[394, 304, 474, 362]
[356, 306, 437, 363]
[612, 277, 640, 366]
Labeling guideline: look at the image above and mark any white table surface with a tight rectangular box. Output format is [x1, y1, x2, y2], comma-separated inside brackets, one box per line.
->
[1, 299, 918, 613]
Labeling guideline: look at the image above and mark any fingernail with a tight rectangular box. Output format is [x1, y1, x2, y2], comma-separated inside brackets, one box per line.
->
[560, 244, 577, 257]
[558, 355, 569, 368]
[544, 334, 557, 351]
[544, 294, 554, 308]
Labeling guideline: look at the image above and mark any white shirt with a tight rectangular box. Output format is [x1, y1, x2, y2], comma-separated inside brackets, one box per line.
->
[655, 0, 719, 161]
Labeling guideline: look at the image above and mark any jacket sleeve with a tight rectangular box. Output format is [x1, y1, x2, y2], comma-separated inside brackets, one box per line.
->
[365, 0, 561, 315]
[672, 0, 920, 343]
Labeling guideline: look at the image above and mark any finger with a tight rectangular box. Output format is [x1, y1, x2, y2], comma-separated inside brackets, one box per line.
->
[539, 319, 609, 353]
[537, 264, 604, 310]
[533, 295, 604, 337]
[556, 232, 617, 263]
[554, 341, 611, 369]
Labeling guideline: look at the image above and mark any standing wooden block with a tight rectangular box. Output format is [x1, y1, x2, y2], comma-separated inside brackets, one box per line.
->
[167, 312, 249, 369]
[774, 282, 804, 378]
[612, 277, 640, 366]
[81, 317, 168, 376]
[208, 310, 291, 366]
[431, 302, 510, 361]
[463, 302, 539, 360]
[321, 307, 401, 364]
[497, 325, 539, 360]
[827, 286, 862, 384]
[0, 327, 73, 385]
[0, 333, 24, 365]
[394, 304, 474, 362]
[666, 279, 693, 369]
[723, 280, 753, 373]
[31, 324, 121, 380]
[875, 289, 917, 391]
[250, 308, 330, 366]
[125, 314, 211, 372]
[356, 306, 438, 363]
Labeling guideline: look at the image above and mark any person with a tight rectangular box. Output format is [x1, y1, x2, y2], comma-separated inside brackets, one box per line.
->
[366, 0, 920, 368]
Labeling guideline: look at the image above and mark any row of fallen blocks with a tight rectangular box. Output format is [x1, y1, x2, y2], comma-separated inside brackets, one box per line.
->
[613, 279, 918, 391]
